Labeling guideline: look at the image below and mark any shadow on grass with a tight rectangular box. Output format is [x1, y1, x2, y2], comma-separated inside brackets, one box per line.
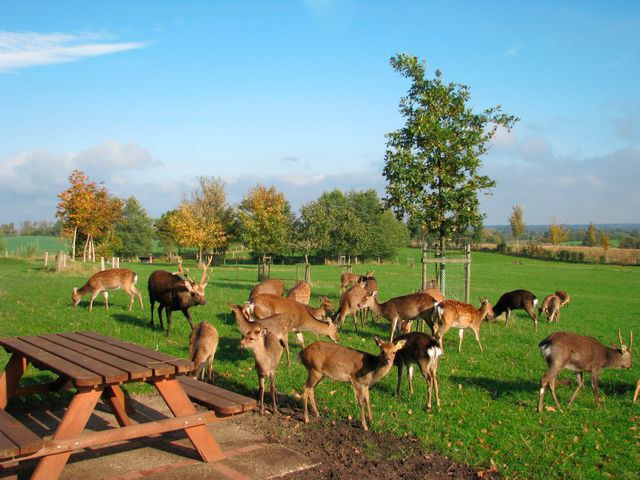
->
[112, 313, 153, 329]
[449, 375, 538, 399]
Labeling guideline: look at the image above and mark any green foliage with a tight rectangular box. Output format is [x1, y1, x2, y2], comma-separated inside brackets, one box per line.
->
[114, 197, 155, 258]
[383, 53, 518, 247]
[583, 222, 598, 247]
[509, 205, 525, 249]
[155, 210, 180, 255]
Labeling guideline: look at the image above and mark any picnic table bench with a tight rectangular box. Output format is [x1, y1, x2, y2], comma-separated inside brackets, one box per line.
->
[0, 331, 256, 479]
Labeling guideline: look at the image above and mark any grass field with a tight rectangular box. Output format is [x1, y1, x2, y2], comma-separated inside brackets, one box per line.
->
[2, 235, 68, 255]
[0, 249, 638, 479]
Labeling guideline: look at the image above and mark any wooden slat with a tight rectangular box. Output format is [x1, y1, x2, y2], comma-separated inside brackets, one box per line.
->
[19, 336, 128, 384]
[57, 334, 172, 377]
[177, 376, 257, 415]
[42, 334, 150, 381]
[0, 431, 19, 459]
[0, 410, 42, 455]
[77, 332, 193, 373]
[0, 338, 100, 387]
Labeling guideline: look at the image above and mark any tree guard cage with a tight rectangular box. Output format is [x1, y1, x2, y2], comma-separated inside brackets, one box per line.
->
[257, 256, 272, 281]
[422, 243, 471, 303]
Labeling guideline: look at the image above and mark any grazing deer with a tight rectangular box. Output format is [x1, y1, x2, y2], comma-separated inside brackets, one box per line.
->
[538, 295, 562, 323]
[358, 291, 437, 341]
[189, 322, 219, 381]
[249, 278, 285, 300]
[555, 290, 570, 307]
[248, 294, 338, 346]
[335, 284, 371, 331]
[240, 327, 283, 415]
[634, 379, 640, 403]
[300, 336, 406, 430]
[538, 330, 633, 412]
[228, 303, 294, 366]
[148, 257, 212, 336]
[72, 268, 143, 311]
[432, 299, 495, 352]
[340, 270, 374, 294]
[394, 332, 443, 410]
[493, 289, 539, 331]
[287, 280, 311, 304]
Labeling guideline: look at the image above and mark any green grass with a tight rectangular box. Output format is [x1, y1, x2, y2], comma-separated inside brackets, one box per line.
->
[0, 251, 638, 479]
[2, 235, 69, 255]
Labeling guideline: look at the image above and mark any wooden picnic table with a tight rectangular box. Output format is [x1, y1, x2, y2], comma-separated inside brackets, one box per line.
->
[0, 331, 251, 480]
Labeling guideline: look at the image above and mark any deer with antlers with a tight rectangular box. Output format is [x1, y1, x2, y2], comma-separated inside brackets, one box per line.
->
[72, 268, 143, 311]
[537, 330, 633, 412]
[147, 256, 212, 336]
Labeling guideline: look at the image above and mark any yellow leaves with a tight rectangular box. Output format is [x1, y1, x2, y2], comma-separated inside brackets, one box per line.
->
[169, 199, 229, 251]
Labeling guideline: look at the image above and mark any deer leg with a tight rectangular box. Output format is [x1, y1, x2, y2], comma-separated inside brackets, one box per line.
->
[437, 324, 450, 351]
[408, 364, 415, 394]
[568, 372, 584, 405]
[473, 326, 483, 352]
[303, 370, 322, 422]
[165, 308, 172, 336]
[389, 318, 398, 342]
[258, 375, 265, 415]
[458, 329, 465, 352]
[157, 305, 165, 332]
[633, 379, 640, 403]
[103, 291, 109, 309]
[539, 365, 563, 412]
[549, 378, 562, 411]
[182, 309, 194, 330]
[505, 309, 511, 326]
[296, 332, 306, 348]
[433, 366, 441, 408]
[417, 359, 432, 409]
[351, 307, 358, 332]
[591, 370, 601, 406]
[134, 285, 143, 310]
[351, 382, 369, 431]
[526, 307, 538, 332]
[149, 300, 155, 327]
[395, 360, 403, 396]
[280, 338, 291, 367]
[270, 373, 278, 414]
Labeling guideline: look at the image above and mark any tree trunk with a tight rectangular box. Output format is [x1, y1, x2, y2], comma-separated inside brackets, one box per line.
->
[71, 226, 77, 262]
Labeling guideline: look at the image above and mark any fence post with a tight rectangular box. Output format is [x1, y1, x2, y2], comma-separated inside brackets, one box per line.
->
[44, 251, 49, 268]
[421, 242, 428, 290]
[465, 244, 471, 304]
[100, 257, 105, 271]
[304, 263, 311, 283]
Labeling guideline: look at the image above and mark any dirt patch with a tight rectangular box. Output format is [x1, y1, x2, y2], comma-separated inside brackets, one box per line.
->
[238, 406, 499, 480]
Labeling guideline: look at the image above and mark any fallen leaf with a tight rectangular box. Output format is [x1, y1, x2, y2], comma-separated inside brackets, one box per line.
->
[545, 406, 557, 412]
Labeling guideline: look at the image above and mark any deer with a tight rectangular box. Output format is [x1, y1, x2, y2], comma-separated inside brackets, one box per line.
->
[240, 327, 283, 415]
[72, 268, 143, 311]
[189, 321, 219, 382]
[357, 291, 438, 341]
[335, 283, 371, 331]
[340, 270, 374, 294]
[555, 290, 570, 307]
[228, 303, 294, 366]
[248, 294, 338, 346]
[299, 336, 406, 430]
[249, 278, 285, 300]
[147, 257, 212, 336]
[538, 294, 562, 323]
[493, 289, 539, 331]
[287, 280, 311, 305]
[393, 332, 443, 410]
[537, 330, 633, 412]
[432, 299, 495, 352]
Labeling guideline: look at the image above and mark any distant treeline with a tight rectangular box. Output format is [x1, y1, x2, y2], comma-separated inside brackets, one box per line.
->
[484, 224, 640, 248]
[1, 220, 61, 237]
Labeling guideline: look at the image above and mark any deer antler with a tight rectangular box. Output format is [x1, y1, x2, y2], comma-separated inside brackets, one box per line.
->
[629, 331, 633, 351]
[199, 255, 213, 285]
[618, 329, 624, 348]
[175, 257, 197, 284]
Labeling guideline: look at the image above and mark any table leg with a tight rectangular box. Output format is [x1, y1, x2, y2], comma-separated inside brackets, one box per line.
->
[153, 378, 225, 462]
[0, 354, 27, 409]
[104, 385, 134, 426]
[31, 387, 103, 480]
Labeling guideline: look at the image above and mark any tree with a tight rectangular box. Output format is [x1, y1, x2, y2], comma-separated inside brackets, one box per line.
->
[509, 205, 526, 251]
[238, 184, 292, 259]
[114, 197, 155, 258]
[600, 232, 610, 251]
[548, 217, 570, 245]
[169, 177, 232, 261]
[155, 210, 180, 257]
[583, 223, 598, 247]
[383, 53, 518, 255]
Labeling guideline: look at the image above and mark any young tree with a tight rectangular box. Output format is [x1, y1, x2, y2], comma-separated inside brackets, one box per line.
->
[583, 222, 598, 247]
[548, 217, 570, 245]
[115, 197, 155, 258]
[155, 210, 180, 257]
[237, 184, 292, 259]
[509, 205, 526, 251]
[600, 232, 610, 251]
[383, 53, 518, 256]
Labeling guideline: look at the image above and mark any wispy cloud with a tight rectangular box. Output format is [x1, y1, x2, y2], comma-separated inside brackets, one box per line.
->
[504, 44, 521, 57]
[0, 31, 146, 72]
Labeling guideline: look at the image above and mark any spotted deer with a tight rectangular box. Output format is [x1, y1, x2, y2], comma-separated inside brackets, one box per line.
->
[432, 299, 495, 352]
[72, 268, 143, 311]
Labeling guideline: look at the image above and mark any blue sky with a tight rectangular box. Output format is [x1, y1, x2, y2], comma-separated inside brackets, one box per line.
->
[1, 0, 639, 225]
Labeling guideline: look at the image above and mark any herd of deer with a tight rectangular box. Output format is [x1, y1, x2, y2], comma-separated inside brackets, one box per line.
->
[70, 262, 637, 430]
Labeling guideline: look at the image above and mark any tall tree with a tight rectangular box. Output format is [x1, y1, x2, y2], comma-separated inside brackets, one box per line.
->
[583, 222, 598, 247]
[548, 217, 570, 245]
[383, 53, 518, 256]
[238, 184, 292, 259]
[115, 197, 155, 258]
[155, 210, 180, 257]
[509, 205, 526, 251]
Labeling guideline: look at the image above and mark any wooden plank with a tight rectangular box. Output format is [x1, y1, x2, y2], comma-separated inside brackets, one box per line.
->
[44, 334, 150, 381]
[77, 331, 193, 373]
[0, 431, 19, 459]
[57, 334, 172, 377]
[0, 410, 42, 455]
[179, 383, 245, 415]
[19, 336, 128, 384]
[422, 258, 470, 264]
[0, 354, 27, 409]
[176, 375, 257, 415]
[0, 338, 100, 387]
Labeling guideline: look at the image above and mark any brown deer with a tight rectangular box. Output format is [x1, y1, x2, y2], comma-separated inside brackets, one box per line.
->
[287, 280, 311, 304]
[433, 299, 495, 352]
[394, 332, 443, 410]
[72, 268, 143, 311]
[340, 270, 374, 294]
[299, 336, 406, 430]
[148, 257, 212, 336]
[493, 289, 539, 331]
[248, 294, 338, 346]
[538, 330, 633, 412]
[249, 278, 285, 299]
[335, 284, 371, 331]
[358, 291, 438, 341]
[538, 295, 562, 323]
[228, 303, 294, 366]
[555, 290, 570, 307]
[634, 379, 640, 403]
[189, 322, 219, 381]
[240, 327, 283, 415]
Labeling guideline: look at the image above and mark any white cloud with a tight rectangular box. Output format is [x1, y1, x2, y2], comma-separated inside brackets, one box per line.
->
[0, 31, 146, 72]
[504, 44, 521, 57]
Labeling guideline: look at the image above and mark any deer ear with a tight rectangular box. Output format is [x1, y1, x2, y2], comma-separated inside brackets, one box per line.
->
[394, 340, 407, 351]
[260, 328, 269, 337]
[73, 287, 77, 294]
[201, 283, 208, 289]
[373, 336, 383, 347]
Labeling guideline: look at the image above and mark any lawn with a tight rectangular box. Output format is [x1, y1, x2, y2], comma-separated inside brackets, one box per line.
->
[0, 250, 638, 479]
